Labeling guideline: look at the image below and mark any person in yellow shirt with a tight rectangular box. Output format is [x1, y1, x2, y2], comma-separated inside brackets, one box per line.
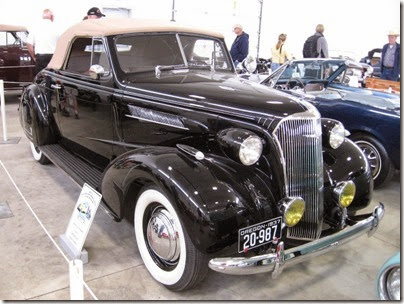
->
[270, 33, 291, 71]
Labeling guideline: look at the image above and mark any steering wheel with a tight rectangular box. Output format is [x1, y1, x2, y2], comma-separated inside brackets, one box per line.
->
[286, 77, 306, 92]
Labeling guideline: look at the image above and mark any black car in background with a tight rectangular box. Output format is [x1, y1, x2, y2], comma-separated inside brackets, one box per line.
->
[19, 18, 384, 291]
[360, 48, 382, 78]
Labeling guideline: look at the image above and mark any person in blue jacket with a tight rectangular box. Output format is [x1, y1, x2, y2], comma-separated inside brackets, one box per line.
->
[380, 30, 400, 81]
[230, 24, 249, 65]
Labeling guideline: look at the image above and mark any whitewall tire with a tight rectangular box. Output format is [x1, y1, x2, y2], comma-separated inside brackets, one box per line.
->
[134, 186, 208, 291]
[30, 142, 50, 164]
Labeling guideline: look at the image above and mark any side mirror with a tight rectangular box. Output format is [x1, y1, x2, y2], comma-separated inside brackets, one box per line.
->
[242, 55, 257, 74]
[89, 64, 105, 80]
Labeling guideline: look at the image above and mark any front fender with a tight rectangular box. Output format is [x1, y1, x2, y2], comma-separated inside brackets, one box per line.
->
[323, 138, 373, 212]
[19, 83, 59, 146]
[101, 146, 278, 255]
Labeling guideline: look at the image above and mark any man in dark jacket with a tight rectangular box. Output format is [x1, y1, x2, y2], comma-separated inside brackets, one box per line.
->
[230, 24, 249, 65]
[380, 30, 400, 81]
[303, 24, 329, 58]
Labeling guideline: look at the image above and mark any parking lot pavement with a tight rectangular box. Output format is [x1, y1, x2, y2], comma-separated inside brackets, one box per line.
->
[0, 95, 400, 300]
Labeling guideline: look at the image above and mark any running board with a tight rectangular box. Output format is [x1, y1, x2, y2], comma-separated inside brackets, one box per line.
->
[39, 144, 119, 221]
[40, 144, 102, 189]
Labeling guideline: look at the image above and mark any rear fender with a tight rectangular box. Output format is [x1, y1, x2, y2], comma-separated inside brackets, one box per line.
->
[101, 146, 278, 254]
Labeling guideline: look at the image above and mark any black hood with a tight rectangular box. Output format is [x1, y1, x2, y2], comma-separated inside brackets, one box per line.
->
[123, 70, 310, 121]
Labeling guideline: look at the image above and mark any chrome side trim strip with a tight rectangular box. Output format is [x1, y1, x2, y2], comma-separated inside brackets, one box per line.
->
[125, 104, 189, 130]
[125, 114, 189, 130]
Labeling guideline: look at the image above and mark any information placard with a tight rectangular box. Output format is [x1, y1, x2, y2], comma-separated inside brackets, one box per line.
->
[65, 183, 102, 255]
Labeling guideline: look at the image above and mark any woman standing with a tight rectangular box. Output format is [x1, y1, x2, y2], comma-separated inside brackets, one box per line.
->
[270, 34, 291, 71]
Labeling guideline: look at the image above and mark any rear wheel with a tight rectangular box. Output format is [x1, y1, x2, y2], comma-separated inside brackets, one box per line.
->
[134, 186, 208, 291]
[351, 134, 394, 188]
[30, 142, 50, 165]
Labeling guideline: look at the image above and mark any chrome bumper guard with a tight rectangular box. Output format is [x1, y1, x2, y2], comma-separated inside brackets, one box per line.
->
[209, 203, 384, 276]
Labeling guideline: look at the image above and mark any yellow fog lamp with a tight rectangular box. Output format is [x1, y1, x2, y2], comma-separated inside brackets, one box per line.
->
[334, 181, 356, 208]
[279, 197, 306, 227]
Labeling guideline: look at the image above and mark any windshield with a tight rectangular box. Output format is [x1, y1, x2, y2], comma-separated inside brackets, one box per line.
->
[114, 33, 232, 74]
[277, 61, 343, 82]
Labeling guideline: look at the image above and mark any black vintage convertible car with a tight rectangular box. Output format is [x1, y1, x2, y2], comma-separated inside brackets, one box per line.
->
[19, 18, 384, 291]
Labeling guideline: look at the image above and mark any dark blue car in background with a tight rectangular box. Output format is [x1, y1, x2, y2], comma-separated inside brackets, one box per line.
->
[262, 59, 400, 187]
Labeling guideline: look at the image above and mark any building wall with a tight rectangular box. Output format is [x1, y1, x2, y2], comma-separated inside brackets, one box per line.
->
[0, 0, 400, 61]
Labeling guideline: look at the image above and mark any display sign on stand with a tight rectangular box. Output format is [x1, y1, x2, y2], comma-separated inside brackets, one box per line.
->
[60, 183, 102, 264]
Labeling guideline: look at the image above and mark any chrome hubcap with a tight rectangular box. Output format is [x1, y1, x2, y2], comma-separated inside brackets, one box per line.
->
[146, 206, 180, 263]
[355, 140, 382, 179]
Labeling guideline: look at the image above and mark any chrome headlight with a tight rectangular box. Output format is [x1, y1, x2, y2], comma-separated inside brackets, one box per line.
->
[278, 197, 306, 227]
[217, 128, 264, 166]
[329, 123, 345, 149]
[379, 266, 401, 300]
[386, 267, 400, 300]
[333, 181, 356, 208]
[322, 119, 346, 149]
[377, 252, 401, 300]
[239, 135, 263, 166]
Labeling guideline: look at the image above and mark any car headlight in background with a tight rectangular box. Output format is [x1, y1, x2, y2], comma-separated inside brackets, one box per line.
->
[239, 135, 263, 166]
[386, 267, 400, 300]
[377, 252, 400, 300]
[333, 181, 356, 208]
[278, 197, 306, 227]
[321, 119, 347, 149]
[217, 128, 264, 166]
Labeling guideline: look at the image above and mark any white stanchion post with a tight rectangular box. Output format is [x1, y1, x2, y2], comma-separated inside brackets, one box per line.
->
[0, 80, 7, 142]
[69, 259, 84, 300]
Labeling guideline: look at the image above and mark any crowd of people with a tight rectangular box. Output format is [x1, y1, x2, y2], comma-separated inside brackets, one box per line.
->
[229, 23, 400, 81]
[26, 8, 400, 82]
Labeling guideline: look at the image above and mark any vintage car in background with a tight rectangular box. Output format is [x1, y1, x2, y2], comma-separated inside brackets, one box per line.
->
[376, 252, 400, 300]
[19, 18, 384, 291]
[0, 24, 34, 91]
[261, 59, 400, 188]
[360, 48, 382, 78]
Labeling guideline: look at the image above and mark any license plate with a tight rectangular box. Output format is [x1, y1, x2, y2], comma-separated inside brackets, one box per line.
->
[238, 217, 282, 253]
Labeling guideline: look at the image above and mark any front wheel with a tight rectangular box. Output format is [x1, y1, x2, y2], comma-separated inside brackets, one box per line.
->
[30, 142, 50, 165]
[134, 186, 208, 291]
[351, 134, 394, 188]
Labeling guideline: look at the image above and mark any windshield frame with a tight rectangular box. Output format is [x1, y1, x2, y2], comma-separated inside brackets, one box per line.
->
[262, 59, 350, 87]
[111, 32, 235, 80]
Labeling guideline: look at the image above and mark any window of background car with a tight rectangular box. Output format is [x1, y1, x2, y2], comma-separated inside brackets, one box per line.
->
[278, 62, 323, 80]
[278, 62, 344, 82]
[336, 67, 363, 87]
[114, 34, 184, 74]
[65, 38, 110, 75]
[0, 31, 23, 47]
[179, 35, 231, 71]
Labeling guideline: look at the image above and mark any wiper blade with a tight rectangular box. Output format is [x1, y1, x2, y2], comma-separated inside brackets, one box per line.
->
[155, 64, 188, 77]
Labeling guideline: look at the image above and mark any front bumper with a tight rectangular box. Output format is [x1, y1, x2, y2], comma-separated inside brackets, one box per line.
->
[209, 203, 384, 276]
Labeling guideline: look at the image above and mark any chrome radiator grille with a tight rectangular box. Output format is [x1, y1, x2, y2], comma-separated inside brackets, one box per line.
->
[273, 114, 324, 240]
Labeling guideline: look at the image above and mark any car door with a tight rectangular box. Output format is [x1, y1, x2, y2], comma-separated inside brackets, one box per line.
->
[53, 37, 118, 169]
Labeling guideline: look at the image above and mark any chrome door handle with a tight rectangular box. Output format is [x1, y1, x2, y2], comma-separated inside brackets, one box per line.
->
[51, 84, 61, 89]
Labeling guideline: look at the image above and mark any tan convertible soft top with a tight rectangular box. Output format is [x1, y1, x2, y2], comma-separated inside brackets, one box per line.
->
[48, 18, 224, 70]
[0, 24, 27, 32]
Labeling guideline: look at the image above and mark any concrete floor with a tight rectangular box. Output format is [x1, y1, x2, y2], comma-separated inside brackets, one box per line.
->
[0, 94, 400, 300]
